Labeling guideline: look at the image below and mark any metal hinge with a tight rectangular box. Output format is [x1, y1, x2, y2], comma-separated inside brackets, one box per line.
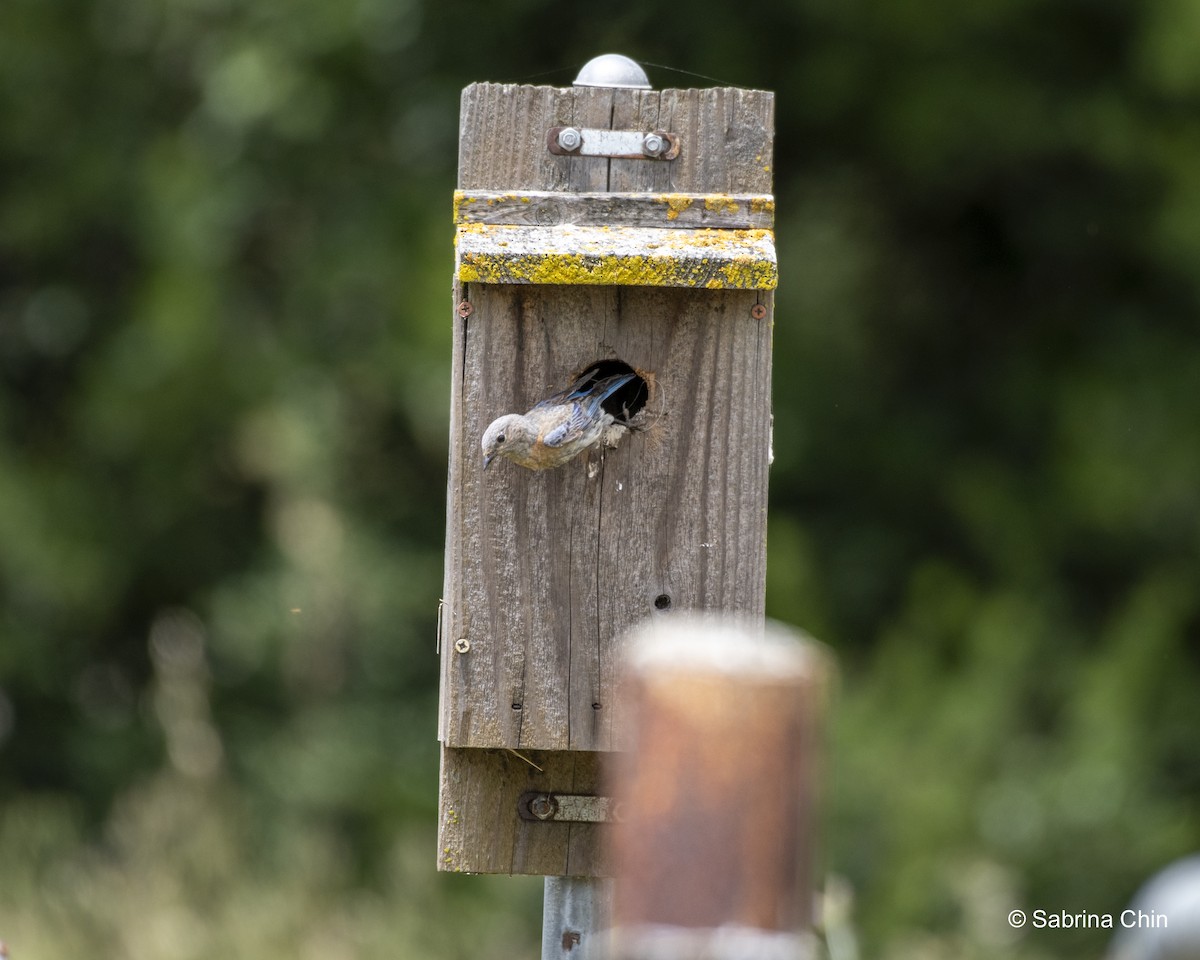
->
[547, 126, 680, 160]
[517, 791, 626, 823]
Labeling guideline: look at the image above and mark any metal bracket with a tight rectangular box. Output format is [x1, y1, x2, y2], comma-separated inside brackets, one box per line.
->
[547, 126, 680, 160]
[517, 791, 626, 823]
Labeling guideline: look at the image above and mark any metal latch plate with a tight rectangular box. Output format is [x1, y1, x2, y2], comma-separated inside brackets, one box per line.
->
[517, 791, 625, 823]
[547, 127, 680, 160]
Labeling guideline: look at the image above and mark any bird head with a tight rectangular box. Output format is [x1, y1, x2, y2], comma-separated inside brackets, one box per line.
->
[481, 414, 526, 469]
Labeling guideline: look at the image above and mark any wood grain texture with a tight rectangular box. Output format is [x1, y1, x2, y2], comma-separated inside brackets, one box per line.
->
[439, 746, 612, 876]
[443, 284, 772, 751]
[457, 84, 774, 194]
[454, 191, 776, 230]
[438, 81, 774, 874]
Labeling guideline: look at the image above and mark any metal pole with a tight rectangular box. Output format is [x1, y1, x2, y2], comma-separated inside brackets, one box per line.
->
[543, 876, 614, 960]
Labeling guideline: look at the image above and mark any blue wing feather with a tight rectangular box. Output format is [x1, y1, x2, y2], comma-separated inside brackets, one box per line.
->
[536, 372, 636, 449]
[534, 372, 635, 411]
[541, 408, 589, 448]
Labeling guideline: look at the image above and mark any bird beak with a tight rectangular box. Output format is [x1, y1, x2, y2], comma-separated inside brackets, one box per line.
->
[483, 453, 494, 470]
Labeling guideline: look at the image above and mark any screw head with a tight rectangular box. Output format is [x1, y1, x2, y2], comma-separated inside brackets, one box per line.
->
[457, 300, 473, 318]
[529, 794, 557, 820]
[454, 637, 471, 654]
[751, 303, 767, 319]
[642, 133, 665, 157]
[556, 127, 582, 152]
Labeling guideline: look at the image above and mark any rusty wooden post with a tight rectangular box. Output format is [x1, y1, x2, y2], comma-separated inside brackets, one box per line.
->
[610, 617, 829, 960]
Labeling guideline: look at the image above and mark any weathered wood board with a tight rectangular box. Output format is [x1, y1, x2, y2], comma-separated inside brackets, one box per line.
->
[455, 84, 774, 195]
[439, 748, 612, 876]
[441, 283, 771, 753]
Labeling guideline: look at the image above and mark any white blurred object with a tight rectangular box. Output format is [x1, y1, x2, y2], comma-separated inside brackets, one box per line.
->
[1109, 855, 1200, 960]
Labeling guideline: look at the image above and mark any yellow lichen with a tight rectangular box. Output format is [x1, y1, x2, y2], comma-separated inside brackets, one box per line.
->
[456, 223, 777, 289]
[662, 195, 694, 221]
[704, 196, 741, 215]
[451, 190, 477, 223]
[458, 246, 776, 289]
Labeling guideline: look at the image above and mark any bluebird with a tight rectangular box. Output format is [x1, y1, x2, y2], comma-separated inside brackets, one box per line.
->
[482, 371, 637, 470]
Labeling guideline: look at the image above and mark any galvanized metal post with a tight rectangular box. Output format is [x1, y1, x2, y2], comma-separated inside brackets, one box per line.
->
[543, 876, 614, 960]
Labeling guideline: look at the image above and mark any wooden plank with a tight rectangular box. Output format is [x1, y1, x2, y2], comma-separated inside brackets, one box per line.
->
[458, 84, 575, 192]
[457, 84, 774, 195]
[617, 87, 776, 195]
[454, 191, 776, 230]
[442, 283, 772, 751]
[439, 746, 613, 876]
[455, 223, 777, 290]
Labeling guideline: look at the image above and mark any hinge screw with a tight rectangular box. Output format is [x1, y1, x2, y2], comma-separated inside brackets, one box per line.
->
[556, 127, 582, 152]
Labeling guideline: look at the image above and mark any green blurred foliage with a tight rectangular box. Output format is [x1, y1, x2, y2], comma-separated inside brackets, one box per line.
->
[2, 0, 1199, 956]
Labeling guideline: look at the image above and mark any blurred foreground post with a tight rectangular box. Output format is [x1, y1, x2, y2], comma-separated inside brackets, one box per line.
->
[611, 618, 829, 960]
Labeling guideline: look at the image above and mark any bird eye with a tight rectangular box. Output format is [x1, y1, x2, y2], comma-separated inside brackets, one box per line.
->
[496, 432, 506, 443]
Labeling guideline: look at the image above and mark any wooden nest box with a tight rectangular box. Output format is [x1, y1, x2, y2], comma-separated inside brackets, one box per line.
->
[438, 76, 776, 876]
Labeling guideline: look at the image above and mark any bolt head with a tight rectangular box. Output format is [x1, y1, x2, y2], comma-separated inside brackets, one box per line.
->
[529, 795, 556, 820]
[642, 133, 665, 157]
[556, 127, 582, 152]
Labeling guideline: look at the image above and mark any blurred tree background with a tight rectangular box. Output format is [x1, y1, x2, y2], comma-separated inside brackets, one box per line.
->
[1, 0, 1198, 956]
